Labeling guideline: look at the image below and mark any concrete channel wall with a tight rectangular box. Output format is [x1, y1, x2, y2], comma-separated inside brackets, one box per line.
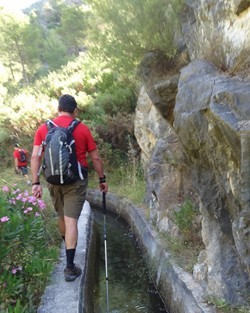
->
[38, 189, 216, 313]
[86, 190, 216, 313]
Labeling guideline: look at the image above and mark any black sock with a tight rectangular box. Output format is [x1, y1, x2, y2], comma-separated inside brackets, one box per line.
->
[66, 249, 76, 268]
[62, 235, 65, 241]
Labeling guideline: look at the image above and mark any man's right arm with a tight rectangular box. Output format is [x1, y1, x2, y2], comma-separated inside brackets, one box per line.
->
[88, 148, 108, 193]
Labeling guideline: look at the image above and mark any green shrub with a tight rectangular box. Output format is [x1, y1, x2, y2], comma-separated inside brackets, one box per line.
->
[86, 0, 184, 71]
[173, 200, 197, 234]
[0, 185, 59, 312]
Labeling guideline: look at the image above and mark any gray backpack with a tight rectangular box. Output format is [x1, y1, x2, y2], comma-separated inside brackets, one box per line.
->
[41, 119, 84, 185]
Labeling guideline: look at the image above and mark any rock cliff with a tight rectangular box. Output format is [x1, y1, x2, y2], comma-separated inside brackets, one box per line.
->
[134, 0, 250, 306]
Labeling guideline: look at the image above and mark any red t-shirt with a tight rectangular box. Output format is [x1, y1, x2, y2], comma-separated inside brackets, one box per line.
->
[33, 116, 97, 167]
[13, 149, 28, 167]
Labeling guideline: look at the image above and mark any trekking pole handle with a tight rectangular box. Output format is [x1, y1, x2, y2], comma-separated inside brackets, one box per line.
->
[102, 191, 107, 214]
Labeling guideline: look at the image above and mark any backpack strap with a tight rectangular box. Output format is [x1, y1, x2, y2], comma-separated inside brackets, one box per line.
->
[46, 119, 58, 130]
[45, 119, 80, 132]
[68, 119, 80, 134]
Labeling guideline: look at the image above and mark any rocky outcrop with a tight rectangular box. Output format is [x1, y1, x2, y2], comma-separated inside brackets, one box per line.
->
[134, 0, 250, 307]
[182, 0, 250, 72]
[174, 60, 250, 303]
[135, 88, 197, 234]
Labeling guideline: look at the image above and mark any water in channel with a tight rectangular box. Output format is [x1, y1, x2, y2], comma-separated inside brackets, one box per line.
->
[92, 209, 168, 313]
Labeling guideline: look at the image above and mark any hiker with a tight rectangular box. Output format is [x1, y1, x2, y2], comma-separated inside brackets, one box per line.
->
[31, 94, 108, 282]
[13, 143, 31, 185]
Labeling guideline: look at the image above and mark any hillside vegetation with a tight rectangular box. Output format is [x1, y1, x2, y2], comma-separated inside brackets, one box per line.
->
[0, 0, 183, 163]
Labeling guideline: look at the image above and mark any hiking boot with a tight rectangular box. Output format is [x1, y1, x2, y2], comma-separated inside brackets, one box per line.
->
[64, 265, 82, 282]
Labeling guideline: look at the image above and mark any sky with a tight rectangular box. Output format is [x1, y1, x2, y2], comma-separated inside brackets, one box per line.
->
[0, 0, 39, 10]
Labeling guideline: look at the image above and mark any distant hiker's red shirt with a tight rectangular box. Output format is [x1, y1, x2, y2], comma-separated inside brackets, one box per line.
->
[33, 116, 97, 168]
[13, 149, 28, 167]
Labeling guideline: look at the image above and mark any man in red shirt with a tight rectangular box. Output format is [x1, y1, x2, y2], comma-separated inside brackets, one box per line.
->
[13, 144, 31, 185]
[31, 94, 108, 282]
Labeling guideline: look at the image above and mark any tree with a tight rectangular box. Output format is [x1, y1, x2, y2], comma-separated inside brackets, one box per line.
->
[0, 8, 42, 85]
[85, 0, 183, 72]
[43, 29, 69, 70]
[56, 5, 90, 56]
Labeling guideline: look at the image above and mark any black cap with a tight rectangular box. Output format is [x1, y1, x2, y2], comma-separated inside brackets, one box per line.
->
[58, 94, 77, 113]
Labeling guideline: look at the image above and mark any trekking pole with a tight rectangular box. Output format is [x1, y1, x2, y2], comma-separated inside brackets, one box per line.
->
[102, 192, 109, 313]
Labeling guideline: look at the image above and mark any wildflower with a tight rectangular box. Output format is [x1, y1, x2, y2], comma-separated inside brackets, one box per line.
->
[0, 216, 9, 223]
[35, 212, 41, 217]
[38, 200, 46, 210]
[16, 193, 23, 200]
[22, 197, 28, 203]
[27, 207, 33, 211]
[2, 186, 9, 192]
[23, 209, 29, 214]
[28, 196, 37, 204]
[12, 188, 20, 194]
[12, 266, 23, 274]
[8, 199, 16, 205]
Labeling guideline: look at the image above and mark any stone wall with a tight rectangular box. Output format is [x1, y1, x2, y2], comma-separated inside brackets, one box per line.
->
[134, 0, 250, 306]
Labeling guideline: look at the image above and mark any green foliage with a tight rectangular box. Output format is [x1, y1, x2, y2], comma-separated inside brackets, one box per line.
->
[207, 296, 250, 313]
[88, 141, 145, 204]
[0, 8, 43, 85]
[42, 30, 70, 71]
[173, 200, 197, 234]
[95, 113, 137, 153]
[0, 183, 60, 312]
[94, 72, 137, 115]
[0, 93, 57, 143]
[86, 0, 183, 72]
[57, 5, 90, 55]
[159, 232, 203, 273]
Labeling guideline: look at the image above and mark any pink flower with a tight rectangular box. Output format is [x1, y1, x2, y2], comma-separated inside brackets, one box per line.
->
[12, 266, 22, 274]
[27, 207, 33, 211]
[35, 212, 41, 217]
[38, 200, 46, 210]
[2, 186, 9, 192]
[16, 194, 23, 200]
[1, 216, 9, 223]
[28, 196, 37, 204]
[23, 210, 28, 214]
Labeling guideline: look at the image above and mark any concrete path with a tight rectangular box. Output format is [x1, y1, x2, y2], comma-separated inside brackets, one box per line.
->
[37, 201, 93, 313]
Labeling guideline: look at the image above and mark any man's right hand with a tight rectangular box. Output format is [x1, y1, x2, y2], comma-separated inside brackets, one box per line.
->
[99, 182, 108, 193]
[32, 185, 43, 199]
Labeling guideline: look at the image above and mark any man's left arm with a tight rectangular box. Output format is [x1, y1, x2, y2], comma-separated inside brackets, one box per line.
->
[31, 145, 43, 198]
[13, 151, 19, 173]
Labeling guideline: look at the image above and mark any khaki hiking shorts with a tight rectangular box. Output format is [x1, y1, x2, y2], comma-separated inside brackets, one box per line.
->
[48, 178, 88, 219]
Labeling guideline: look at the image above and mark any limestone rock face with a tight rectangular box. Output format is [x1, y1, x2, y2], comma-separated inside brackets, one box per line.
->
[134, 86, 196, 236]
[182, 0, 250, 71]
[134, 86, 170, 165]
[134, 0, 250, 306]
[174, 59, 250, 303]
